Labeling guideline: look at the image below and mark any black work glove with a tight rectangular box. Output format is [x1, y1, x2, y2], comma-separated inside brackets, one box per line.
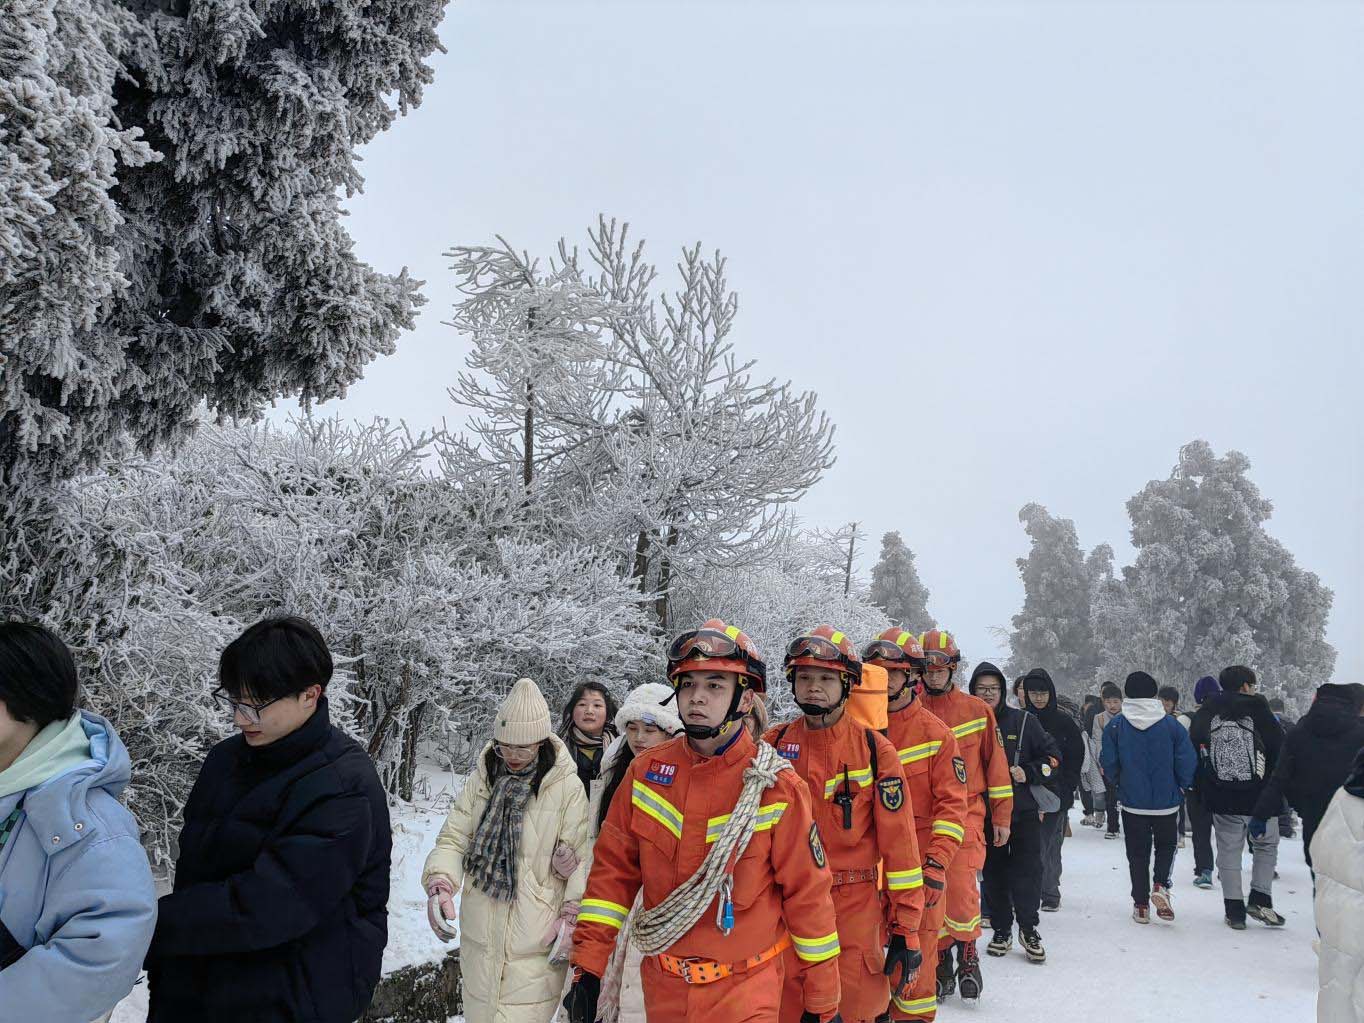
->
[800, 1013, 844, 1023]
[563, 968, 601, 1023]
[882, 932, 923, 994]
[923, 858, 947, 909]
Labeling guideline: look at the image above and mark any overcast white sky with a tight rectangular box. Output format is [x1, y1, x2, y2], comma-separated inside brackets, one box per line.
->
[280, 0, 1363, 682]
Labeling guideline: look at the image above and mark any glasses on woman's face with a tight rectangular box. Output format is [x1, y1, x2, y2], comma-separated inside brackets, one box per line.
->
[494, 741, 542, 760]
[975, 685, 1001, 699]
[211, 690, 288, 726]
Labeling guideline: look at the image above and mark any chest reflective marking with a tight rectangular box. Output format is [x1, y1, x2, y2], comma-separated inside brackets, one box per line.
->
[704, 802, 789, 843]
[899, 740, 942, 765]
[631, 779, 684, 839]
[822, 764, 874, 800]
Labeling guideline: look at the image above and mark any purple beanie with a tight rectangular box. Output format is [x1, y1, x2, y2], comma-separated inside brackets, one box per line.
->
[1194, 675, 1219, 705]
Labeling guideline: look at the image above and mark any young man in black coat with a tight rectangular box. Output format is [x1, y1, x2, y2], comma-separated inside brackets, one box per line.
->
[1251, 683, 1364, 870]
[146, 617, 392, 1022]
[1022, 669, 1085, 912]
[970, 664, 1061, 965]
[1188, 665, 1286, 930]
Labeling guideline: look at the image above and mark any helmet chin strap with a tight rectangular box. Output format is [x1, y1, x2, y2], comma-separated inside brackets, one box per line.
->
[888, 675, 918, 704]
[795, 674, 853, 721]
[675, 685, 746, 741]
[923, 666, 955, 695]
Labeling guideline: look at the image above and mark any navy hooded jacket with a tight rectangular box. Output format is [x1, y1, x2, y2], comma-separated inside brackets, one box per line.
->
[1100, 698, 1196, 813]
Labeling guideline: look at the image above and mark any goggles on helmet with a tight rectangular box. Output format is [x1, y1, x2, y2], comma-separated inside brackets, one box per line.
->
[786, 635, 845, 664]
[667, 628, 742, 663]
[861, 639, 919, 664]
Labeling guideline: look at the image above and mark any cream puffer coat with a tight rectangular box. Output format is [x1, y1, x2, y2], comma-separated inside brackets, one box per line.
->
[424, 736, 590, 1023]
[1313, 780, 1364, 1023]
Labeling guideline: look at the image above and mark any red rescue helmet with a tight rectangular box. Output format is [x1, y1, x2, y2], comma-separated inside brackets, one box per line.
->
[667, 619, 767, 694]
[861, 628, 927, 669]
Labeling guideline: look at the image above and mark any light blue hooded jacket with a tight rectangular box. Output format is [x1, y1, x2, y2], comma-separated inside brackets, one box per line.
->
[0, 711, 158, 1022]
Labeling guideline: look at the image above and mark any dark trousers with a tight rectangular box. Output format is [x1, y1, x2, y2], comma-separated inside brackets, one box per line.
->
[1122, 809, 1178, 906]
[1079, 785, 1095, 814]
[1178, 795, 1188, 835]
[1039, 809, 1067, 904]
[1188, 788, 1215, 874]
[983, 811, 1043, 932]
[1104, 782, 1121, 833]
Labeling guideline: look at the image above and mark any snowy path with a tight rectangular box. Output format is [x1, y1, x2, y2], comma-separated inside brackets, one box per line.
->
[942, 809, 1318, 1022]
[117, 802, 1320, 1022]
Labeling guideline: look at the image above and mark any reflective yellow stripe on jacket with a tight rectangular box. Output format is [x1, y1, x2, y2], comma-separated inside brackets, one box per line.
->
[791, 930, 841, 963]
[579, 898, 629, 930]
[632, 780, 684, 839]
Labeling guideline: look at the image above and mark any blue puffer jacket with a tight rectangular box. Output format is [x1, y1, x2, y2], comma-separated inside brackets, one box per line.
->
[1100, 699, 1197, 812]
[0, 711, 158, 1022]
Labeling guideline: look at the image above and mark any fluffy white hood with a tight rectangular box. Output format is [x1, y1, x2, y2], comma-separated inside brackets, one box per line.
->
[1123, 698, 1167, 731]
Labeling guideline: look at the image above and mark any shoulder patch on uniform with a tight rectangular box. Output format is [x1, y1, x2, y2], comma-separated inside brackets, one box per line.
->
[876, 775, 904, 812]
[778, 741, 801, 761]
[644, 760, 677, 785]
[995, 726, 1005, 749]
[809, 822, 827, 868]
[953, 756, 968, 785]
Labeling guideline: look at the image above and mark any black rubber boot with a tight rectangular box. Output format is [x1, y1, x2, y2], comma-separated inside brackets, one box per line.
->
[935, 942, 956, 1002]
[957, 940, 983, 1001]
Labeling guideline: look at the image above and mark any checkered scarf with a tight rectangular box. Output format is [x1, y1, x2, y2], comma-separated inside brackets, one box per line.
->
[463, 765, 534, 902]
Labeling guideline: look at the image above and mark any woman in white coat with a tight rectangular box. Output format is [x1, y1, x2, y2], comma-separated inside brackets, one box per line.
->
[1312, 746, 1364, 1023]
[424, 678, 590, 1023]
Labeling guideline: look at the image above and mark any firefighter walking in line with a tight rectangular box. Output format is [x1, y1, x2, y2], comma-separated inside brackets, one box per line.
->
[764, 626, 925, 1023]
[863, 629, 970, 1023]
[565, 620, 844, 1023]
[917, 629, 1012, 1006]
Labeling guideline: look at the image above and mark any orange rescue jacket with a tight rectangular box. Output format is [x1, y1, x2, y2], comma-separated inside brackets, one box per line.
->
[921, 686, 1013, 831]
[764, 712, 924, 937]
[885, 696, 970, 868]
[573, 730, 841, 1014]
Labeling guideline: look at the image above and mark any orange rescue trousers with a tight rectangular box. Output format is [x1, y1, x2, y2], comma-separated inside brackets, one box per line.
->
[780, 880, 898, 1023]
[938, 803, 987, 948]
[892, 888, 946, 1021]
[642, 951, 785, 1023]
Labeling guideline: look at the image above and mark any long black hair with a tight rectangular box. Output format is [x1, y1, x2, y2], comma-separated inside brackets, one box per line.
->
[483, 740, 557, 798]
[596, 744, 636, 833]
[557, 681, 620, 741]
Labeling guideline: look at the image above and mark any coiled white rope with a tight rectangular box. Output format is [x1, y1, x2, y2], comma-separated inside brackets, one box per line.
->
[631, 740, 791, 956]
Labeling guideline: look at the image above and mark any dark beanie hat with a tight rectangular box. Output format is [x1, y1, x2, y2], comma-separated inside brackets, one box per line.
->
[1219, 665, 1256, 693]
[1100, 681, 1122, 700]
[1022, 668, 1054, 692]
[1125, 671, 1158, 699]
[1194, 675, 1219, 705]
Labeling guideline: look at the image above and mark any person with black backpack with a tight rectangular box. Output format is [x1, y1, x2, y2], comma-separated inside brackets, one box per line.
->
[1188, 665, 1286, 930]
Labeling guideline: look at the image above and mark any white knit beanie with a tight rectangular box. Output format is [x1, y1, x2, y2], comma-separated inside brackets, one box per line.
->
[494, 677, 552, 745]
[614, 682, 684, 736]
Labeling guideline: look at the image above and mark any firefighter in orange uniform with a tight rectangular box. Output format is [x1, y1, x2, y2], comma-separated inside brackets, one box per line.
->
[863, 629, 970, 1023]
[566, 620, 844, 1023]
[917, 629, 1011, 1006]
[764, 626, 924, 1023]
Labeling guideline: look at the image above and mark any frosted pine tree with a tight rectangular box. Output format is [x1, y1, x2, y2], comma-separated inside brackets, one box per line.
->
[1, 0, 446, 480]
[1004, 503, 1104, 693]
[0, 0, 154, 472]
[1093, 440, 1336, 699]
[869, 531, 933, 633]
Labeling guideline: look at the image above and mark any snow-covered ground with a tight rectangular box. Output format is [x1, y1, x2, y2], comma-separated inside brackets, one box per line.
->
[117, 799, 1318, 1022]
[943, 810, 1318, 1022]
